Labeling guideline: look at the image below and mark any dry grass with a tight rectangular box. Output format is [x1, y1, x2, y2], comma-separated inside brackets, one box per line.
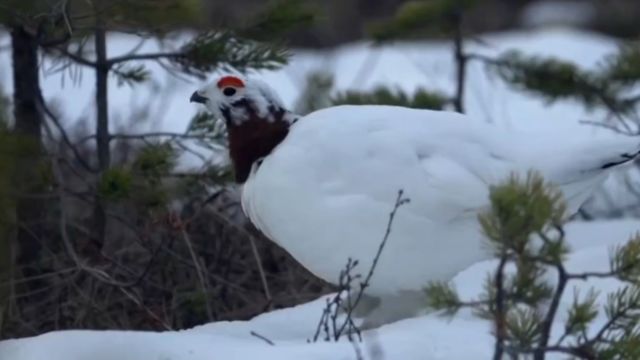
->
[0, 136, 332, 339]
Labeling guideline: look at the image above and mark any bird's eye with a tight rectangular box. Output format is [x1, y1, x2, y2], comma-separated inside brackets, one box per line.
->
[223, 87, 236, 97]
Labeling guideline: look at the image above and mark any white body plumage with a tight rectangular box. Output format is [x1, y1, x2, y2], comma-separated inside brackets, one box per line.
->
[242, 105, 637, 296]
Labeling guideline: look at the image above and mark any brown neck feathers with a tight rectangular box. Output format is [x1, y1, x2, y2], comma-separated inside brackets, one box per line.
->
[225, 102, 291, 183]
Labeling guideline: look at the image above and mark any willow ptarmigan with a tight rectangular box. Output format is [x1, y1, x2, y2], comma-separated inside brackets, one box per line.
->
[191, 75, 639, 326]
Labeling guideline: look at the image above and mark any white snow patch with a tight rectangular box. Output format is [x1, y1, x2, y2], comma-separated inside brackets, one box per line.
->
[520, 1, 596, 28]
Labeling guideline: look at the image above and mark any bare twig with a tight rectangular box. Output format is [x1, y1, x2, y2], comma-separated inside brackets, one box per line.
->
[338, 190, 410, 337]
[202, 206, 273, 305]
[312, 190, 410, 343]
[179, 226, 214, 321]
[50, 46, 97, 67]
[36, 90, 95, 172]
[250, 330, 275, 346]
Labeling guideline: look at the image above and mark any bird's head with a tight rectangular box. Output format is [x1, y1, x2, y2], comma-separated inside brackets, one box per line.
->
[190, 75, 298, 183]
[190, 75, 295, 126]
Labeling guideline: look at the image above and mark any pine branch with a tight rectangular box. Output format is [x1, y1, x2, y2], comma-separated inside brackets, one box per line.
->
[172, 31, 289, 77]
[50, 45, 98, 67]
[430, 172, 640, 359]
[468, 50, 640, 117]
[604, 45, 640, 85]
[107, 51, 180, 66]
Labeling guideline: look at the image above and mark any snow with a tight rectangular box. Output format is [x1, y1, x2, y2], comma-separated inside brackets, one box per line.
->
[520, 1, 596, 28]
[2, 219, 640, 359]
[2, 26, 640, 359]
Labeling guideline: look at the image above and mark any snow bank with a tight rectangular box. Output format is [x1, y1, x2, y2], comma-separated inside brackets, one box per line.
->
[2, 219, 639, 360]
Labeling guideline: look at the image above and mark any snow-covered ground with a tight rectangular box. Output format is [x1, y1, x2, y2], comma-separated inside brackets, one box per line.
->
[1, 219, 639, 359]
[2, 26, 640, 359]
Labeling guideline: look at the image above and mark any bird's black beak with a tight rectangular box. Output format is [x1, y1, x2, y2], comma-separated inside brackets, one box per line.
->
[190, 91, 208, 104]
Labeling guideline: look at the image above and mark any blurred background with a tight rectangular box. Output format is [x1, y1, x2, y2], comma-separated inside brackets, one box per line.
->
[205, 0, 640, 47]
[0, 0, 640, 340]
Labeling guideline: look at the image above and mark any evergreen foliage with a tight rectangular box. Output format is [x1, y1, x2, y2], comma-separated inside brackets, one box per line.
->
[131, 143, 177, 210]
[98, 167, 133, 202]
[425, 173, 640, 359]
[333, 86, 448, 110]
[171, 0, 313, 77]
[174, 31, 290, 77]
[487, 49, 640, 115]
[0, 0, 326, 338]
[294, 71, 448, 114]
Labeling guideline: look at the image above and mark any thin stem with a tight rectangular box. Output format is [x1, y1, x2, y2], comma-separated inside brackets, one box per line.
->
[106, 52, 181, 66]
[36, 90, 95, 172]
[493, 255, 508, 360]
[180, 226, 214, 321]
[250, 331, 275, 346]
[452, 8, 466, 113]
[534, 265, 568, 360]
[336, 190, 410, 338]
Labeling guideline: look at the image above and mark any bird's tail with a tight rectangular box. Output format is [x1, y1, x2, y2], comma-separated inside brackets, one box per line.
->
[530, 133, 640, 214]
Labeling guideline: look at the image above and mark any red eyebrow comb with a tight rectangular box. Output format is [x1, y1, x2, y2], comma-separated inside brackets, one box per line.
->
[217, 76, 245, 89]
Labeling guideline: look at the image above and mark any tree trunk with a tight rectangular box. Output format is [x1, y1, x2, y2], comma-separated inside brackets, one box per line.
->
[92, 25, 110, 255]
[95, 27, 110, 171]
[10, 25, 45, 284]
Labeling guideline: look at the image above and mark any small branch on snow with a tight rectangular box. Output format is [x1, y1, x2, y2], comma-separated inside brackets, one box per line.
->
[250, 330, 275, 346]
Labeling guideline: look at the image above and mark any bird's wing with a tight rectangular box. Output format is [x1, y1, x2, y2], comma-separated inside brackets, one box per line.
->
[241, 106, 509, 242]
